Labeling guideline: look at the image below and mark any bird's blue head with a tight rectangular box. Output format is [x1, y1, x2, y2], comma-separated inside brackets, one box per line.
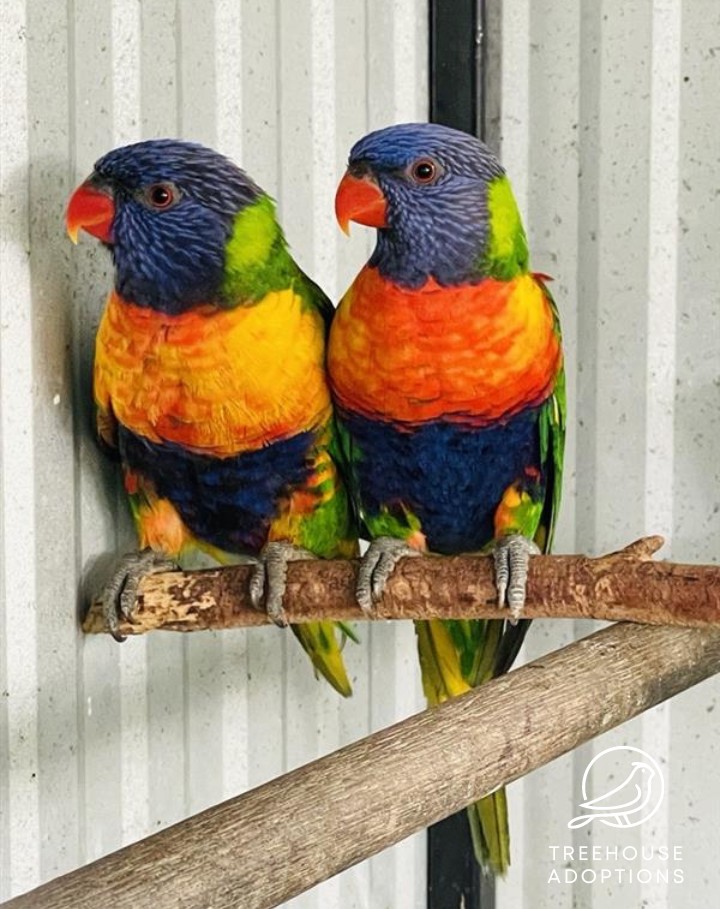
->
[335, 122, 529, 288]
[66, 139, 264, 313]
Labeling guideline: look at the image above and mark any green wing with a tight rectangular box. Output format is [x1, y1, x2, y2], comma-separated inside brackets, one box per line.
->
[286, 269, 361, 696]
[535, 279, 566, 553]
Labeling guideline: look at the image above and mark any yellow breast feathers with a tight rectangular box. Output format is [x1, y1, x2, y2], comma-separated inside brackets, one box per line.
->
[94, 289, 331, 456]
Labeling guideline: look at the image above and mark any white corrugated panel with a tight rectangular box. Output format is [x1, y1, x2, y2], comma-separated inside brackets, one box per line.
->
[0, 2, 427, 906]
[495, 2, 720, 907]
[3, 1, 719, 907]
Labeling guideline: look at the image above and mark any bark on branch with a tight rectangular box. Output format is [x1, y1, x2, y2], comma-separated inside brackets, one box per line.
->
[7, 622, 720, 909]
[82, 536, 720, 635]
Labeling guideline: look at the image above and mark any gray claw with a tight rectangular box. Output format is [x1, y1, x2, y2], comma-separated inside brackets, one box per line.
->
[357, 537, 421, 614]
[493, 534, 540, 623]
[101, 548, 178, 641]
[249, 542, 316, 627]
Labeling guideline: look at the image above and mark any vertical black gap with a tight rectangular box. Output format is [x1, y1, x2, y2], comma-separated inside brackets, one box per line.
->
[427, 811, 496, 909]
[428, 3, 493, 909]
[430, 0, 486, 139]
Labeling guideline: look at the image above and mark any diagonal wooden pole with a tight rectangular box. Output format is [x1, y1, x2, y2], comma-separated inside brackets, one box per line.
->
[82, 536, 720, 635]
[5, 621, 720, 909]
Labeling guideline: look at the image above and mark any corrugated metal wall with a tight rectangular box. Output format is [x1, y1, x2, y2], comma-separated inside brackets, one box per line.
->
[1, 1, 719, 908]
[494, 2, 720, 908]
[0, 2, 427, 906]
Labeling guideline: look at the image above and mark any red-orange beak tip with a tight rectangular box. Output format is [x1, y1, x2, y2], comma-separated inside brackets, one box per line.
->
[66, 180, 115, 245]
[338, 213, 351, 237]
[67, 221, 80, 245]
[334, 171, 388, 235]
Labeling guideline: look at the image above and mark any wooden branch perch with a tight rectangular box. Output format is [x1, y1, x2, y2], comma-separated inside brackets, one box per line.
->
[82, 536, 720, 635]
[7, 622, 720, 909]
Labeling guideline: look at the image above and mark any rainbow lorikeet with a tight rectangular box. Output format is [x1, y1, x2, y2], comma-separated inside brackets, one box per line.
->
[66, 139, 358, 696]
[328, 123, 566, 872]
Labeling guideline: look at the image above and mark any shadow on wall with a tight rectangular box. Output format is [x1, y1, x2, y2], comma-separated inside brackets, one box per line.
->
[20, 154, 134, 620]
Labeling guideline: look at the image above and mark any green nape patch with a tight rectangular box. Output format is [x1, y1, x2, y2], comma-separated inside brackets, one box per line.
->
[221, 195, 300, 305]
[482, 176, 529, 281]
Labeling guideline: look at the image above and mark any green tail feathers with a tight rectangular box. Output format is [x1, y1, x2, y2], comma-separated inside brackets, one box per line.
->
[291, 620, 355, 697]
[416, 617, 513, 875]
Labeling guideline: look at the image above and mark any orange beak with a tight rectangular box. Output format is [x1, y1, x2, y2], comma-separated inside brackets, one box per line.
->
[66, 179, 115, 244]
[335, 171, 388, 235]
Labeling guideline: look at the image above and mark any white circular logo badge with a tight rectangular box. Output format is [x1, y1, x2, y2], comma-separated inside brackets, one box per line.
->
[568, 745, 664, 830]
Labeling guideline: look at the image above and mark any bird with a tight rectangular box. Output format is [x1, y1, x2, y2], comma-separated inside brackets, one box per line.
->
[568, 762, 657, 828]
[327, 122, 566, 872]
[66, 138, 358, 696]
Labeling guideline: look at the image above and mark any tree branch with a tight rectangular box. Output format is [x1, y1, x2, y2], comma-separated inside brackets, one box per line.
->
[81, 536, 720, 635]
[7, 622, 720, 909]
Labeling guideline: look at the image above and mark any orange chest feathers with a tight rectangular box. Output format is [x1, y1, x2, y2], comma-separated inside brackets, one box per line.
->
[329, 267, 562, 425]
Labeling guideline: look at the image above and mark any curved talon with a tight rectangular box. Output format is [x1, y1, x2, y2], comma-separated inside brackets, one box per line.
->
[249, 542, 316, 627]
[493, 534, 540, 624]
[248, 559, 266, 614]
[100, 548, 178, 641]
[357, 536, 422, 614]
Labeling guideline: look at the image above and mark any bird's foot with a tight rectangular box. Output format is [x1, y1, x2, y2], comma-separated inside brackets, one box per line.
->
[249, 541, 316, 627]
[493, 533, 540, 624]
[100, 548, 178, 641]
[356, 536, 422, 615]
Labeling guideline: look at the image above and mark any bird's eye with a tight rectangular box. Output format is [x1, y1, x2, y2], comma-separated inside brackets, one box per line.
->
[409, 158, 440, 185]
[145, 182, 178, 210]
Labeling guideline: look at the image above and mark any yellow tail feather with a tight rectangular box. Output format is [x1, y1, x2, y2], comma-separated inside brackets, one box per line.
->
[416, 617, 511, 875]
[291, 621, 353, 697]
[415, 619, 472, 703]
[468, 788, 511, 876]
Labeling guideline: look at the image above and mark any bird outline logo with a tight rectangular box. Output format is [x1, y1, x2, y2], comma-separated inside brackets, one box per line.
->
[568, 746, 664, 830]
